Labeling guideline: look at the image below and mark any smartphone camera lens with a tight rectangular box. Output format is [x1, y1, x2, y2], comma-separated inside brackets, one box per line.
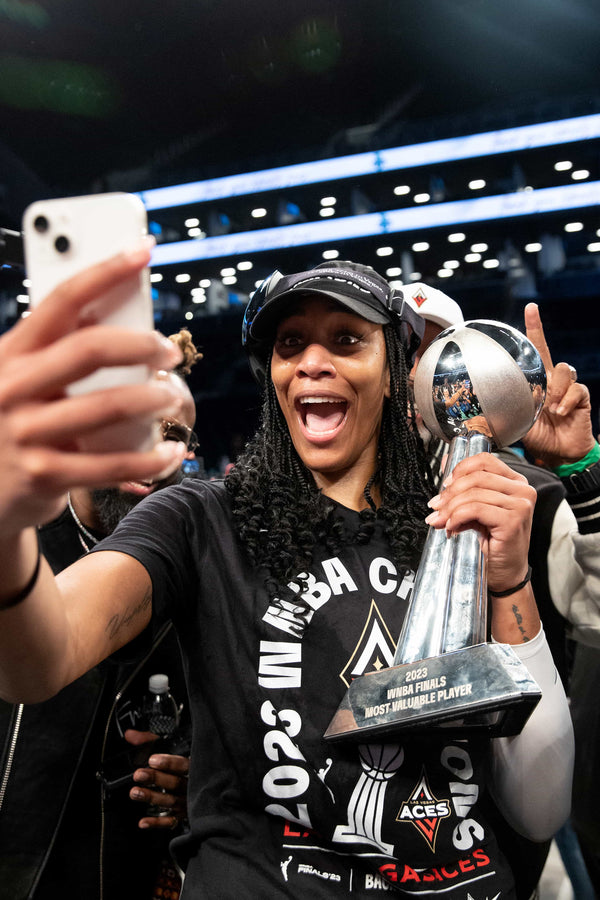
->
[54, 235, 70, 254]
[34, 215, 49, 233]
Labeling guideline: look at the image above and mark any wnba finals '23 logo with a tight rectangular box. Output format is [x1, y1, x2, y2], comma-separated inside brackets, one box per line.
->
[396, 770, 451, 851]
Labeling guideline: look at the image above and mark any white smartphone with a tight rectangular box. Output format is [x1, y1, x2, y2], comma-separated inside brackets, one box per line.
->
[23, 192, 159, 453]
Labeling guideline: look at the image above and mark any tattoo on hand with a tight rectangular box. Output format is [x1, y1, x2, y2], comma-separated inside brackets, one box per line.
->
[106, 587, 152, 639]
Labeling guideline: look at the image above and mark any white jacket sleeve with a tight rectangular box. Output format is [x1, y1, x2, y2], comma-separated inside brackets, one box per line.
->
[548, 499, 600, 647]
[488, 627, 574, 842]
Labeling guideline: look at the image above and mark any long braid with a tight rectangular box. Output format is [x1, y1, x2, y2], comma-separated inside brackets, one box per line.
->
[377, 326, 434, 569]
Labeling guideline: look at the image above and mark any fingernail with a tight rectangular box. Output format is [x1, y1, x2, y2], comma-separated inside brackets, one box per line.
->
[442, 473, 453, 487]
[148, 755, 161, 767]
[134, 771, 150, 783]
[124, 235, 156, 264]
[425, 511, 442, 526]
[154, 441, 186, 478]
[156, 332, 183, 360]
[131, 788, 145, 799]
[155, 439, 186, 456]
[427, 494, 441, 509]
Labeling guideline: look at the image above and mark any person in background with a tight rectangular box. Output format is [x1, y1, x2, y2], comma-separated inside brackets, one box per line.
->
[404, 281, 600, 898]
[570, 619, 600, 895]
[0, 250, 573, 899]
[0, 327, 201, 900]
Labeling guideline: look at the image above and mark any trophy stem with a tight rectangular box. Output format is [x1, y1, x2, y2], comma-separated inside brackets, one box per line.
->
[393, 430, 491, 665]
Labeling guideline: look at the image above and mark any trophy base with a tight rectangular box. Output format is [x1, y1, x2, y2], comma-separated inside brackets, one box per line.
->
[324, 642, 541, 742]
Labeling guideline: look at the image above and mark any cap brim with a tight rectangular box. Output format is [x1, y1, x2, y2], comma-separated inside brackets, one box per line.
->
[251, 286, 389, 339]
[402, 282, 465, 331]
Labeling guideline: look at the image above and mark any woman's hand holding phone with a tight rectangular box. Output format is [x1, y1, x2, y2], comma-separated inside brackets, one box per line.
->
[0, 236, 186, 538]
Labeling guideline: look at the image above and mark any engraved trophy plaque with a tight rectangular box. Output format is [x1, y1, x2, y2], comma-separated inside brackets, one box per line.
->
[325, 320, 546, 742]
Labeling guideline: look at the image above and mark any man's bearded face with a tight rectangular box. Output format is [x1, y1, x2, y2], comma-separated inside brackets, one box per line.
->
[91, 466, 183, 535]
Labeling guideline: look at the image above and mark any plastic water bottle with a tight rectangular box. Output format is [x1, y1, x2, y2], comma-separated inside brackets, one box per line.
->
[144, 673, 179, 738]
[143, 673, 179, 816]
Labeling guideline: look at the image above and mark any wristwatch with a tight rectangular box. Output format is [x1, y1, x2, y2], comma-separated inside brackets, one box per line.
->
[561, 459, 600, 495]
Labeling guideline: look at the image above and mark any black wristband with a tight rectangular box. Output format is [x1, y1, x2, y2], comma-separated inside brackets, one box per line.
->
[488, 565, 532, 599]
[0, 547, 42, 611]
[561, 459, 600, 496]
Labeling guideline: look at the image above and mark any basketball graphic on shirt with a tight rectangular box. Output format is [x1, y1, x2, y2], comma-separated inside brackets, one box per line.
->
[358, 743, 404, 775]
[413, 319, 546, 448]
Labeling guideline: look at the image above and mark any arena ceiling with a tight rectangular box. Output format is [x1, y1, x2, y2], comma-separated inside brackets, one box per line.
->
[1, 0, 599, 214]
[1, 0, 599, 467]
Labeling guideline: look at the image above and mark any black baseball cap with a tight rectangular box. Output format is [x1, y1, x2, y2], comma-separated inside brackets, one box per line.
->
[242, 261, 424, 384]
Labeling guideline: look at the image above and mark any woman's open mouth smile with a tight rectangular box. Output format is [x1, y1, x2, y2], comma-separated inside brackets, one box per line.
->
[296, 395, 349, 440]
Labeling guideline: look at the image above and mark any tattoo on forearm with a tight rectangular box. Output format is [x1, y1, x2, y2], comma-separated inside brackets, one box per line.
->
[106, 587, 152, 640]
[511, 604, 530, 641]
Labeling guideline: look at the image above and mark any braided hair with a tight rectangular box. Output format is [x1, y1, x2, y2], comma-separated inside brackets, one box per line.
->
[225, 317, 434, 606]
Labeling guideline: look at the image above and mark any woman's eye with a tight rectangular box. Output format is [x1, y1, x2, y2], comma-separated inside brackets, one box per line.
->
[337, 332, 361, 345]
[277, 334, 302, 348]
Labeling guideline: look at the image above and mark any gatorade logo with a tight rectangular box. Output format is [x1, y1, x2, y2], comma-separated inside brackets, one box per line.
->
[411, 288, 428, 308]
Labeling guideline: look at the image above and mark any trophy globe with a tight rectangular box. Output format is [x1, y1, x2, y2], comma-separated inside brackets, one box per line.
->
[413, 320, 546, 448]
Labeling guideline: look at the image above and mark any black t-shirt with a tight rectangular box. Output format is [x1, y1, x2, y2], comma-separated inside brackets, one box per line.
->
[98, 478, 524, 899]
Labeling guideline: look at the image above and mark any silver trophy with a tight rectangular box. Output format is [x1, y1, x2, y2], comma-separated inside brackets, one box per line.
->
[325, 320, 546, 742]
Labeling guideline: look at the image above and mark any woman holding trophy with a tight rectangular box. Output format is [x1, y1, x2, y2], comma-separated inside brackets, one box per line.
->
[0, 246, 573, 898]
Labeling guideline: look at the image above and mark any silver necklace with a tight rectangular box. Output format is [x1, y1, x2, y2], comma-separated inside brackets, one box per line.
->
[67, 492, 99, 554]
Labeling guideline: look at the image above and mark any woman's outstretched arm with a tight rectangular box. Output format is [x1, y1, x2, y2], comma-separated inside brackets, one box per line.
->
[0, 241, 185, 702]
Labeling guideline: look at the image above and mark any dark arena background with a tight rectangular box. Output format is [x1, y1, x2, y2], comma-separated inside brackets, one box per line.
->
[0, 0, 599, 474]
